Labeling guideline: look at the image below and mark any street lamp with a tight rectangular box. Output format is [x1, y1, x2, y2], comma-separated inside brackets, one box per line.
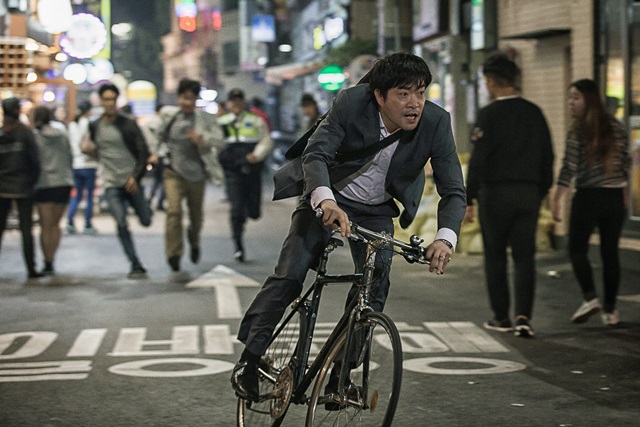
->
[37, 0, 73, 35]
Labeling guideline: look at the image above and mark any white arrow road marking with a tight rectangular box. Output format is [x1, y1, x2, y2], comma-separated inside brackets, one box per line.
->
[618, 294, 640, 303]
[186, 265, 260, 319]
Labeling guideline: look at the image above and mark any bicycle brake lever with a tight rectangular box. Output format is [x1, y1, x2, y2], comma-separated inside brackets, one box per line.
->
[402, 247, 430, 265]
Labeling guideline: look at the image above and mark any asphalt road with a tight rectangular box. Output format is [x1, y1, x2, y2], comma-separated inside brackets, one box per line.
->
[1, 184, 639, 426]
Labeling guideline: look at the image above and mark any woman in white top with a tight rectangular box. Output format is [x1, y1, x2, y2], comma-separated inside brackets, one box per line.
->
[66, 101, 99, 235]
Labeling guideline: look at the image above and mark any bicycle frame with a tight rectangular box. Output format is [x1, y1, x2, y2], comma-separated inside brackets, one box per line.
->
[242, 214, 429, 427]
[262, 232, 384, 408]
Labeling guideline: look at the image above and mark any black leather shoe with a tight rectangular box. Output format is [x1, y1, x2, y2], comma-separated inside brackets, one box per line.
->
[190, 246, 200, 264]
[168, 256, 180, 272]
[231, 360, 259, 401]
[324, 369, 362, 411]
[28, 271, 44, 279]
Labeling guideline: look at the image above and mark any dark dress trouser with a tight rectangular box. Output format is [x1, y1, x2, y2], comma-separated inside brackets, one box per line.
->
[237, 197, 396, 357]
[0, 197, 37, 274]
[478, 183, 542, 320]
[224, 165, 262, 252]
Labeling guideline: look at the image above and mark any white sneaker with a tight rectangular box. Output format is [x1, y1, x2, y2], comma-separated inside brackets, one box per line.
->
[571, 298, 601, 323]
[601, 310, 620, 327]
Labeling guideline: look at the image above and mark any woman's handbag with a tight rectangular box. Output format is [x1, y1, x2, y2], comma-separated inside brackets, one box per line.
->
[80, 134, 97, 157]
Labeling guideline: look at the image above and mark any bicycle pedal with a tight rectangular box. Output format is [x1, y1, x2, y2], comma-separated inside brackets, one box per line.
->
[329, 237, 344, 247]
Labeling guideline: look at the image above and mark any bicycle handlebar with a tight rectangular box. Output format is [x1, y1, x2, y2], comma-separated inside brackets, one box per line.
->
[314, 208, 430, 265]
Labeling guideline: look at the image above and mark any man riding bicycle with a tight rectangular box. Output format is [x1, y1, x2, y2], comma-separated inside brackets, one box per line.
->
[231, 51, 467, 402]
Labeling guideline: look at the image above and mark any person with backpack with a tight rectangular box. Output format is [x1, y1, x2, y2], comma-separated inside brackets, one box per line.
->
[152, 78, 223, 272]
[87, 83, 152, 279]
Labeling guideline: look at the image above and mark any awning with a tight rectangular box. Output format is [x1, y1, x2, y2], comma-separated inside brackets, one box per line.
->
[265, 61, 325, 86]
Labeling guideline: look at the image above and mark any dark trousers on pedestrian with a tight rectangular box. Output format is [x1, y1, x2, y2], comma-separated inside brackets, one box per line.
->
[568, 188, 625, 313]
[0, 197, 37, 275]
[224, 166, 262, 253]
[237, 196, 396, 357]
[478, 183, 542, 321]
[67, 168, 97, 229]
[104, 186, 152, 269]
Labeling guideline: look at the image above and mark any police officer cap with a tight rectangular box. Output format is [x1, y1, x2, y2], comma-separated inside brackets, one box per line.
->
[227, 88, 245, 101]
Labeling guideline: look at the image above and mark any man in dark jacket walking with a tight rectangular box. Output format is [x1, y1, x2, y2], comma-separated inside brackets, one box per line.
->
[0, 97, 42, 279]
[89, 83, 152, 278]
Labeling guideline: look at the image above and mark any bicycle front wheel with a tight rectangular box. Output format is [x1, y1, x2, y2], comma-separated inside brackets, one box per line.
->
[306, 311, 403, 426]
[237, 314, 301, 427]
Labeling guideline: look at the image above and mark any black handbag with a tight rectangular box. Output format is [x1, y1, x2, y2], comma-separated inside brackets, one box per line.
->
[218, 142, 260, 172]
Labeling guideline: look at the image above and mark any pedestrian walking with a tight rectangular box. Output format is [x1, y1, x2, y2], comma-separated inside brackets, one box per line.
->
[300, 93, 321, 133]
[465, 52, 555, 338]
[32, 106, 74, 275]
[230, 52, 466, 401]
[88, 83, 152, 279]
[0, 97, 42, 279]
[552, 79, 631, 327]
[141, 103, 166, 211]
[66, 101, 99, 235]
[154, 78, 223, 272]
[218, 88, 273, 262]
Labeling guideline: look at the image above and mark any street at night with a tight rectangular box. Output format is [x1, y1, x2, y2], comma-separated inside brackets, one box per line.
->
[1, 185, 639, 426]
[3, 1, 640, 426]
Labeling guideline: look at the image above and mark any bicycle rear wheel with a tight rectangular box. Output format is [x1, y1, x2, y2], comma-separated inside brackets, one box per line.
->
[306, 311, 403, 426]
[237, 314, 301, 427]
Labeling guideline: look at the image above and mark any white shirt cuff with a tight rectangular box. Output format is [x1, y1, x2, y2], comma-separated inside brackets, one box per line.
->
[310, 186, 335, 209]
[434, 228, 458, 252]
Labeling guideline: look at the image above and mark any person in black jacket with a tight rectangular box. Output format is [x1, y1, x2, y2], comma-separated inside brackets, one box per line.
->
[88, 83, 152, 279]
[0, 97, 42, 279]
[465, 53, 555, 338]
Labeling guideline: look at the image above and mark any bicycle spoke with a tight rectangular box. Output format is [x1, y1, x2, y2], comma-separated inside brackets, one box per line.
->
[306, 312, 402, 426]
[237, 316, 300, 427]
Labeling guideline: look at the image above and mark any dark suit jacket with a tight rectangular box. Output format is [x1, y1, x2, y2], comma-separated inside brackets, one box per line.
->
[275, 84, 466, 233]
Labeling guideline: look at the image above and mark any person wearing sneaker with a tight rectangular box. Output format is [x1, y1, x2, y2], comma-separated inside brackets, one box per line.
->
[152, 79, 223, 272]
[88, 84, 152, 279]
[230, 52, 466, 401]
[465, 53, 554, 338]
[553, 79, 630, 328]
[66, 101, 99, 237]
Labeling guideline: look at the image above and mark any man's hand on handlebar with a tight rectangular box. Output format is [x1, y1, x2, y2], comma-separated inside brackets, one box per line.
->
[424, 240, 453, 276]
[318, 200, 351, 237]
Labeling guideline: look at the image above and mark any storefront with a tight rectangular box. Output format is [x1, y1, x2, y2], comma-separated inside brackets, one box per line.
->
[598, 0, 640, 231]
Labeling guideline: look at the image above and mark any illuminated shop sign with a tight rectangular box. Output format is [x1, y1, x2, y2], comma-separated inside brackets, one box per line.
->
[59, 13, 108, 59]
[175, 0, 197, 32]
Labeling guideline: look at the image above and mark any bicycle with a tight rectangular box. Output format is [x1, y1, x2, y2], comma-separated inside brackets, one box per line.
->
[236, 211, 430, 426]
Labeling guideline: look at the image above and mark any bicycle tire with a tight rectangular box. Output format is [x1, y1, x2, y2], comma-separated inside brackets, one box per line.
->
[236, 314, 301, 427]
[306, 311, 403, 426]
